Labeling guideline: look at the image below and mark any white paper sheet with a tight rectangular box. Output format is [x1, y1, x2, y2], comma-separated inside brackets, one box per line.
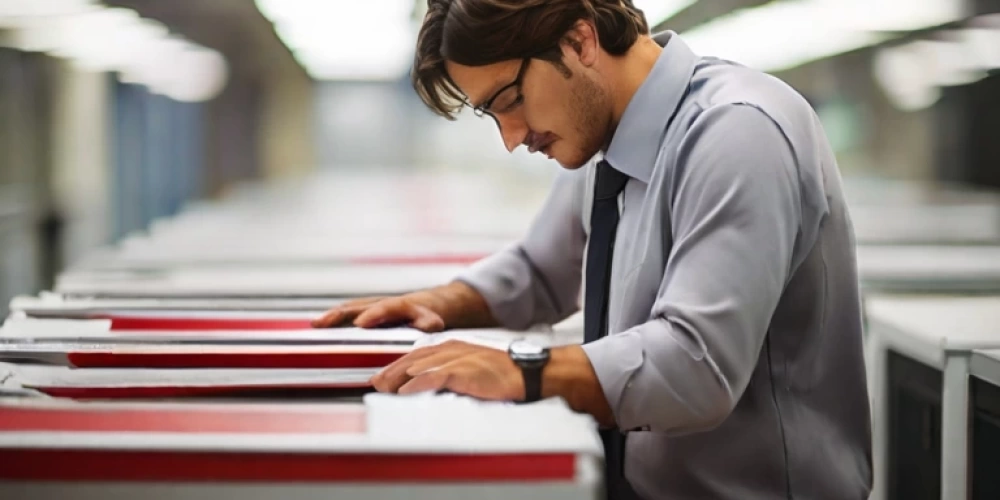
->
[1, 319, 113, 338]
[2, 362, 378, 389]
[0, 318, 425, 344]
[55, 264, 467, 298]
[10, 294, 344, 313]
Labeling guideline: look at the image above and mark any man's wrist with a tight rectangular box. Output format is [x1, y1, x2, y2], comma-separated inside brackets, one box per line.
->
[543, 345, 615, 427]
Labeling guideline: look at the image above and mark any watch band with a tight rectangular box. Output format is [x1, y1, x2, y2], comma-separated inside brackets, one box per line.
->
[522, 364, 544, 402]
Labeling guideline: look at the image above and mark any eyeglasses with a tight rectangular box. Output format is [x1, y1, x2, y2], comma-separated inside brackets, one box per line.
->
[471, 58, 531, 125]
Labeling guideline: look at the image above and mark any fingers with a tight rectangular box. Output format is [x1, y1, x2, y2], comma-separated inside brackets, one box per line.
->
[352, 297, 410, 328]
[310, 296, 396, 328]
[404, 342, 479, 377]
[352, 298, 445, 332]
[370, 343, 442, 392]
[311, 301, 381, 328]
[313, 291, 447, 332]
[388, 344, 521, 401]
[408, 304, 446, 332]
[397, 365, 451, 395]
[396, 359, 479, 397]
[371, 340, 473, 392]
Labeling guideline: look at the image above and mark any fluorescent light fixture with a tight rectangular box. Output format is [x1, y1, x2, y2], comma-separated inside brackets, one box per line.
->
[4, 2, 226, 102]
[633, 0, 697, 27]
[114, 34, 228, 102]
[958, 26, 1000, 70]
[813, 0, 964, 32]
[872, 44, 942, 111]
[256, 0, 417, 81]
[914, 38, 983, 87]
[46, 8, 153, 66]
[145, 43, 229, 102]
[258, 0, 693, 81]
[873, 20, 1000, 111]
[0, 0, 97, 25]
[682, 1, 888, 73]
[681, 0, 969, 74]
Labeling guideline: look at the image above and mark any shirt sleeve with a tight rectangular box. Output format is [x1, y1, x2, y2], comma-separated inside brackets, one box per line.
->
[454, 167, 589, 330]
[581, 103, 804, 434]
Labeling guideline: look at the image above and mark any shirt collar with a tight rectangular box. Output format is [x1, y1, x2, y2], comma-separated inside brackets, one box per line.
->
[604, 31, 698, 184]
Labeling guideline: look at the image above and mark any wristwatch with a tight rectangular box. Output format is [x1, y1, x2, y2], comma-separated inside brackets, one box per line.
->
[508, 339, 551, 403]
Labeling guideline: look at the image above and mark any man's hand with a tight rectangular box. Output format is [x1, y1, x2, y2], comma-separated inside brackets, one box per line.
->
[371, 339, 524, 400]
[310, 281, 497, 332]
[371, 340, 617, 427]
[310, 295, 446, 332]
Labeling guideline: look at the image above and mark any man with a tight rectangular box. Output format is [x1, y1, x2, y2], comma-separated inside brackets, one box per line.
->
[313, 1, 873, 498]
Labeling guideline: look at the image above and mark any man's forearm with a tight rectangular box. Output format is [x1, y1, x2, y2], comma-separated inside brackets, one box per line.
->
[413, 280, 499, 329]
[544, 345, 616, 427]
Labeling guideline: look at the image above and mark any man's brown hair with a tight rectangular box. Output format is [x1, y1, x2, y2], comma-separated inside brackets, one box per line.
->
[412, 0, 650, 119]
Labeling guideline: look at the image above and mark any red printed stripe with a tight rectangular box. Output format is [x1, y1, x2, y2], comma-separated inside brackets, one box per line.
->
[0, 450, 576, 482]
[349, 253, 487, 265]
[0, 405, 365, 433]
[37, 381, 372, 399]
[101, 317, 314, 331]
[68, 351, 404, 369]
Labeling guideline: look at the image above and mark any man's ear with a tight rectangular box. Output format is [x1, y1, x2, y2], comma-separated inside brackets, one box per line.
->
[561, 19, 599, 67]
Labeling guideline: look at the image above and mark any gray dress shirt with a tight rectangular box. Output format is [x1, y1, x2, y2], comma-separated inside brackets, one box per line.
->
[456, 31, 873, 499]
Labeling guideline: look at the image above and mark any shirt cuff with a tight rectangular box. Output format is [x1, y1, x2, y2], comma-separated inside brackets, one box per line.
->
[581, 319, 735, 434]
[580, 330, 645, 430]
[453, 245, 538, 331]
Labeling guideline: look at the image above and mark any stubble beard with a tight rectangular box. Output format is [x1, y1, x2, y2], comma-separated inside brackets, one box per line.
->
[563, 72, 611, 170]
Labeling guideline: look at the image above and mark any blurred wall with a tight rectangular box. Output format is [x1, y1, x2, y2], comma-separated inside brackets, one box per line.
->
[935, 74, 1000, 189]
[783, 50, 1000, 189]
[315, 79, 559, 181]
[51, 63, 112, 269]
[0, 13, 319, 314]
[780, 51, 938, 181]
[111, 80, 207, 240]
[204, 74, 261, 196]
[261, 71, 317, 180]
[0, 48, 56, 313]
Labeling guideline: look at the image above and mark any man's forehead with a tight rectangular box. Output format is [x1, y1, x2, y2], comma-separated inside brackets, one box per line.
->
[445, 59, 520, 108]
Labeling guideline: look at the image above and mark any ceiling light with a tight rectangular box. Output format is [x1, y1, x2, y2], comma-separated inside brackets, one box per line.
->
[158, 45, 229, 102]
[682, 1, 887, 73]
[0, 0, 97, 25]
[256, 0, 417, 81]
[681, 0, 969, 74]
[958, 27, 1000, 70]
[814, 0, 964, 32]
[5, 2, 226, 102]
[873, 42, 942, 111]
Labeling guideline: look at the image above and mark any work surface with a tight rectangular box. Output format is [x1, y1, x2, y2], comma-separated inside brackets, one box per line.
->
[864, 295, 1000, 351]
[5, 168, 1000, 500]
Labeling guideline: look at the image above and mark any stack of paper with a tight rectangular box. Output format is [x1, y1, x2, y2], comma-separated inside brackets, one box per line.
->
[0, 362, 378, 399]
[0, 317, 580, 370]
[10, 293, 342, 315]
[0, 394, 600, 497]
[0, 319, 418, 368]
[25, 310, 324, 331]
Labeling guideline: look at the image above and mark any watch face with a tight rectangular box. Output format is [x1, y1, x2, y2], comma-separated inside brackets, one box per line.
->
[509, 339, 549, 361]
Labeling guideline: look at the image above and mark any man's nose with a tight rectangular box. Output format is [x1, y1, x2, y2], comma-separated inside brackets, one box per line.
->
[496, 114, 528, 153]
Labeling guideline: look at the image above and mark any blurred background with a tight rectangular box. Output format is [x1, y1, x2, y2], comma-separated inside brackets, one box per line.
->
[2, 0, 1000, 315]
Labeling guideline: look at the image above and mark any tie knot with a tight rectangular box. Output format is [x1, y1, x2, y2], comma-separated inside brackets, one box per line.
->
[595, 160, 629, 200]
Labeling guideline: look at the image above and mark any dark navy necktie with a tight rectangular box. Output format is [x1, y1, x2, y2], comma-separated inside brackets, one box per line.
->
[584, 160, 641, 500]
